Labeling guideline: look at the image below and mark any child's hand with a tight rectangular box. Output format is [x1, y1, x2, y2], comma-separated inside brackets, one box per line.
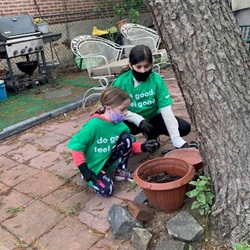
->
[139, 120, 153, 134]
[84, 170, 97, 183]
[177, 141, 198, 149]
[141, 139, 160, 153]
[78, 163, 97, 183]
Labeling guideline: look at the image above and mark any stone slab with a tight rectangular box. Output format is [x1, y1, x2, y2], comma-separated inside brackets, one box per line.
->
[45, 88, 72, 99]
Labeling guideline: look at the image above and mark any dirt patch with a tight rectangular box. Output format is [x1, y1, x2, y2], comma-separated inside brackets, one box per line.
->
[145, 172, 181, 183]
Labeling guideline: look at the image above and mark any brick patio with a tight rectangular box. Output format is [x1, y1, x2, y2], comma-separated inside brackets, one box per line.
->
[0, 67, 197, 249]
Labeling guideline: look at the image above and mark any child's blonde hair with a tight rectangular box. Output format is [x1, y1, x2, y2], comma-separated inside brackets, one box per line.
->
[91, 86, 131, 115]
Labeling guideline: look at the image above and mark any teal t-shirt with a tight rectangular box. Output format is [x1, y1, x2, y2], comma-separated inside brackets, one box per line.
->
[113, 70, 173, 120]
[68, 115, 130, 175]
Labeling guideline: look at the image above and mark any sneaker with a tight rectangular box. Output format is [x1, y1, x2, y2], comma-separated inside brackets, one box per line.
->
[115, 169, 134, 182]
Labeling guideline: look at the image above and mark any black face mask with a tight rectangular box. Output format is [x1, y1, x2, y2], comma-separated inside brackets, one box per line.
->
[132, 69, 152, 82]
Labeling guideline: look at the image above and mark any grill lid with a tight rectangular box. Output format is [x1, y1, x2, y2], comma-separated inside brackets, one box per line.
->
[0, 14, 40, 40]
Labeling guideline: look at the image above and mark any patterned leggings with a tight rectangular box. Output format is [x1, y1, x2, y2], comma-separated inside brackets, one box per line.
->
[91, 132, 132, 197]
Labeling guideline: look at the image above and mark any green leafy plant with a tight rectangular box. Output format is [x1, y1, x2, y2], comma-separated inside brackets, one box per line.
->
[93, 0, 146, 24]
[113, 0, 145, 23]
[128, 181, 137, 191]
[233, 241, 250, 250]
[186, 175, 215, 241]
[186, 176, 215, 216]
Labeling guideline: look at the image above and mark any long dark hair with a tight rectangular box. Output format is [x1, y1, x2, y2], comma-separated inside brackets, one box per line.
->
[129, 45, 153, 65]
[118, 45, 153, 75]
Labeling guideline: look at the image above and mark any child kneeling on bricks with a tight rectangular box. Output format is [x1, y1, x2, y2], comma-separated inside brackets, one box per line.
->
[68, 86, 159, 197]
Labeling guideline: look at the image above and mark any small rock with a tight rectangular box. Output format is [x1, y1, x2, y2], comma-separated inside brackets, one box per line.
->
[134, 191, 148, 204]
[131, 228, 152, 250]
[166, 211, 204, 242]
[155, 239, 188, 250]
[108, 204, 143, 240]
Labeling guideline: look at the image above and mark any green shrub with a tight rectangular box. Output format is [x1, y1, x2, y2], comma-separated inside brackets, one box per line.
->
[233, 241, 250, 250]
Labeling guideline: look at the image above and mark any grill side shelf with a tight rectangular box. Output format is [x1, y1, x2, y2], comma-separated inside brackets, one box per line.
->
[42, 32, 62, 44]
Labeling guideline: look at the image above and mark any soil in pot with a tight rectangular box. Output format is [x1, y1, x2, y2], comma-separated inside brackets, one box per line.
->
[145, 172, 181, 183]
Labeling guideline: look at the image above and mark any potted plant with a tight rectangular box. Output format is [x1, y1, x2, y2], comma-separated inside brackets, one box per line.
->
[93, 0, 146, 30]
[34, 17, 49, 34]
[133, 157, 195, 213]
[114, 0, 146, 29]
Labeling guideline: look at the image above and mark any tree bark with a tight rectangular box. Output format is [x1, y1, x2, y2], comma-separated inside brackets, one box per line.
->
[147, 0, 250, 244]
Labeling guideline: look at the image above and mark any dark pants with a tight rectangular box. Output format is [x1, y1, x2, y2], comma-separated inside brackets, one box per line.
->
[125, 114, 191, 140]
[103, 132, 132, 171]
[91, 132, 132, 197]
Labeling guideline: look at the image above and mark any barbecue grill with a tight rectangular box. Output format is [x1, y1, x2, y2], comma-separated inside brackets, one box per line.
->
[0, 14, 61, 93]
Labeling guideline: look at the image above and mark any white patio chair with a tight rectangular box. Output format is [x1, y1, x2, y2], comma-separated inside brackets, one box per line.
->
[120, 23, 169, 65]
[71, 35, 132, 107]
[240, 25, 250, 51]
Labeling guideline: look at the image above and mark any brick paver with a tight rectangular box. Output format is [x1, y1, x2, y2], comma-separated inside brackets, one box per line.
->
[0, 140, 23, 155]
[36, 217, 101, 250]
[0, 164, 39, 187]
[0, 182, 10, 194]
[0, 67, 197, 249]
[42, 183, 94, 213]
[0, 155, 19, 171]
[0, 190, 32, 222]
[28, 151, 62, 170]
[0, 226, 18, 250]
[2, 201, 65, 245]
[5, 143, 45, 163]
[14, 170, 65, 198]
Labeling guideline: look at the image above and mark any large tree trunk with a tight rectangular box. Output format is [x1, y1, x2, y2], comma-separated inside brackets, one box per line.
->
[147, 0, 250, 244]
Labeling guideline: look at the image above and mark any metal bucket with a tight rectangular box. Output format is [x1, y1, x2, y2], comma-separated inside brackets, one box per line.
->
[39, 61, 60, 83]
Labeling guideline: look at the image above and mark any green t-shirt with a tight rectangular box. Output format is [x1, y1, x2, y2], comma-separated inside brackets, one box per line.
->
[68, 115, 130, 175]
[113, 70, 173, 120]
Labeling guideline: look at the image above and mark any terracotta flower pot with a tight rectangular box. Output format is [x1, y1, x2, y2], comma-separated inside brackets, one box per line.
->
[116, 19, 128, 32]
[164, 148, 203, 171]
[133, 157, 195, 213]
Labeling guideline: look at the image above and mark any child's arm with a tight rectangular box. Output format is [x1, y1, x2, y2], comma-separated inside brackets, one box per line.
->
[131, 142, 143, 154]
[126, 110, 144, 126]
[72, 150, 85, 166]
[160, 106, 186, 148]
[71, 150, 97, 183]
